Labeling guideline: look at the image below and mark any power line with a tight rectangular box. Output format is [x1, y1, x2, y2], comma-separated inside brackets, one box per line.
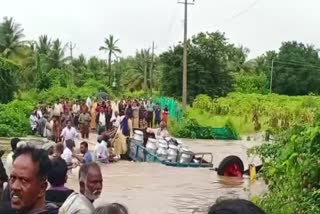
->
[227, 0, 262, 22]
[274, 60, 320, 69]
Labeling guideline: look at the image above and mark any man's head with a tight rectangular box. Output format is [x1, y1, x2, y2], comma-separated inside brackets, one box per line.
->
[82, 106, 88, 113]
[80, 141, 89, 154]
[10, 146, 51, 212]
[48, 158, 68, 188]
[65, 140, 75, 151]
[42, 142, 55, 156]
[79, 163, 103, 201]
[66, 120, 72, 128]
[54, 143, 64, 158]
[10, 138, 21, 152]
[208, 199, 266, 214]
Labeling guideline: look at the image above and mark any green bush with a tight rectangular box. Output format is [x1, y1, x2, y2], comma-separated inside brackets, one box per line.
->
[0, 57, 19, 103]
[191, 93, 319, 134]
[251, 123, 320, 213]
[0, 100, 34, 136]
[167, 114, 238, 139]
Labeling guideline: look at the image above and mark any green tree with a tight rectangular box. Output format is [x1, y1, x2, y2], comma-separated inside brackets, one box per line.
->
[0, 17, 25, 59]
[48, 39, 68, 69]
[160, 32, 237, 102]
[272, 41, 320, 95]
[36, 35, 52, 55]
[99, 35, 121, 85]
[0, 57, 19, 103]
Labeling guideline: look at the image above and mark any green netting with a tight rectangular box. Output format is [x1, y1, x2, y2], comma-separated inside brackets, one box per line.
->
[211, 128, 238, 140]
[153, 97, 237, 140]
[153, 97, 183, 122]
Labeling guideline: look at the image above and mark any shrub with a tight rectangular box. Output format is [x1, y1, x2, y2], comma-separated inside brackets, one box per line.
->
[0, 100, 34, 136]
[251, 124, 320, 213]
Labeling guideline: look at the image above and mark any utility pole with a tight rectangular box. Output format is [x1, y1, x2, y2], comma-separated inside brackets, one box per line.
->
[68, 42, 76, 60]
[269, 59, 274, 93]
[150, 41, 155, 96]
[178, 0, 194, 110]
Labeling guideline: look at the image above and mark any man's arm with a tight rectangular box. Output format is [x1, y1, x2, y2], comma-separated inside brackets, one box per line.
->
[60, 128, 65, 137]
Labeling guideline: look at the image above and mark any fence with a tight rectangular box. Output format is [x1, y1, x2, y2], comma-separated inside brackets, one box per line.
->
[153, 97, 183, 123]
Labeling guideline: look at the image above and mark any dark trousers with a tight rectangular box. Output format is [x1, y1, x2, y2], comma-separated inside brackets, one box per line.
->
[146, 111, 153, 128]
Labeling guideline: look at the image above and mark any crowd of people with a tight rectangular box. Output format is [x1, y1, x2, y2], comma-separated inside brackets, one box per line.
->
[0, 96, 267, 213]
[27, 97, 171, 162]
[29, 97, 169, 140]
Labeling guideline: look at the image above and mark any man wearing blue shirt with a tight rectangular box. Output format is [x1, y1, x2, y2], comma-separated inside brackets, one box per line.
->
[80, 141, 92, 164]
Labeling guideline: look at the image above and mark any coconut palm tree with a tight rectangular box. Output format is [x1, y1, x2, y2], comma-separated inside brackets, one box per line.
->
[99, 35, 121, 85]
[36, 35, 52, 55]
[48, 39, 69, 69]
[121, 49, 152, 91]
[0, 17, 25, 58]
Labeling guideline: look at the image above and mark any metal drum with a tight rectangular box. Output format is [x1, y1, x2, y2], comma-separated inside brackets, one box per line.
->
[167, 145, 178, 162]
[156, 141, 168, 161]
[146, 138, 157, 154]
[178, 147, 193, 164]
[133, 130, 144, 144]
[146, 138, 158, 162]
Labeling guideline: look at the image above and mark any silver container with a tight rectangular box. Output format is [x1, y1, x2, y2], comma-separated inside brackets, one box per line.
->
[167, 145, 178, 162]
[178, 148, 193, 164]
[133, 130, 144, 144]
[156, 143, 168, 161]
[146, 138, 157, 154]
[158, 139, 168, 149]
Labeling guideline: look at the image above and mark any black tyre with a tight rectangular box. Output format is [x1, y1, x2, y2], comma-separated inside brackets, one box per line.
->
[217, 155, 244, 176]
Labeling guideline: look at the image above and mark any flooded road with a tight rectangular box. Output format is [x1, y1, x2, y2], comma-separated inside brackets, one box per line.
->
[0, 136, 266, 214]
[66, 137, 266, 214]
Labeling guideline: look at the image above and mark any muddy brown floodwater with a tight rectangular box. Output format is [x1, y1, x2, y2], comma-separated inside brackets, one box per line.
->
[65, 137, 266, 214]
[0, 136, 266, 214]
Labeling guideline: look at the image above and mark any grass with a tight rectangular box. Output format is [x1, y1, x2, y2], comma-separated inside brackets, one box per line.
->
[187, 108, 268, 135]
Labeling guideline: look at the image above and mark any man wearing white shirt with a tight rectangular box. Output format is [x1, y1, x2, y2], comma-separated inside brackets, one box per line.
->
[62, 139, 74, 166]
[94, 136, 109, 163]
[60, 120, 78, 144]
[53, 100, 64, 117]
[86, 96, 92, 109]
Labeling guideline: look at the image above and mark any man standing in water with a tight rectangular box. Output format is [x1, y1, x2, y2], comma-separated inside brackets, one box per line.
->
[59, 163, 103, 214]
[10, 146, 58, 214]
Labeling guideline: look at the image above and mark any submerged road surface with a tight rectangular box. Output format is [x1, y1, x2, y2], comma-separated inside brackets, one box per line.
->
[65, 134, 266, 214]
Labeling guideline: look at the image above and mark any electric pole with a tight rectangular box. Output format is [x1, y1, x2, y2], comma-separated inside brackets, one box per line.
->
[150, 41, 155, 96]
[269, 59, 274, 93]
[178, 0, 194, 110]
[68, 42, 76, 60]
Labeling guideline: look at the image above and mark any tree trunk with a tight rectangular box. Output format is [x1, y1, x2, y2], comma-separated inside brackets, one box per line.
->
[108, 51, 112, 86]
[144, 63, 147, 90]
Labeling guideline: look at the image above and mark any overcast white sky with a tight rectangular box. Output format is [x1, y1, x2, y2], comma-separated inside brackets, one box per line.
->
[1, 0, 319, 59]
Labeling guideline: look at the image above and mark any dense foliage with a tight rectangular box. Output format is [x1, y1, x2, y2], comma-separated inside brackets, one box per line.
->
[0, 57, 19, 103]
[272, 41, 320, 95]
[0, 100, 34, 136]
[160, 32, 245, 102]
[168, 115, 239, 140]
[191, 93, 318, 134]
[252, 123, 320, 213]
